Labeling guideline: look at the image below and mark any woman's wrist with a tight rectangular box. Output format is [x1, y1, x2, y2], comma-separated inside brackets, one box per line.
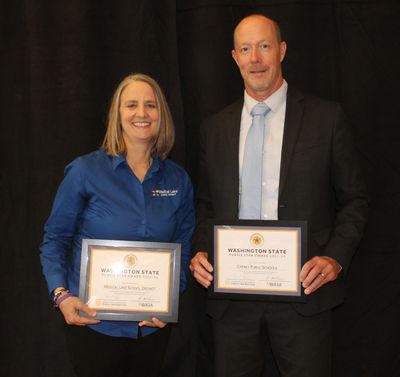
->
[53, 287, 75, 307]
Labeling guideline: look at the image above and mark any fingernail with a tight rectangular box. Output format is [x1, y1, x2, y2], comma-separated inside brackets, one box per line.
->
[304, 288, 310, 295]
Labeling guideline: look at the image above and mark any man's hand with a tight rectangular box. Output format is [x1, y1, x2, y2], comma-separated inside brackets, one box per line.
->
[189, 251, 213, 288]
[59, 296, 100, 326]
[300, 256, 341, 295]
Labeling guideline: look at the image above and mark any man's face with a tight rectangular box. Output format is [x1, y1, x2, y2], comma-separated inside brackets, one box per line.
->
[232, 16, 287, 101]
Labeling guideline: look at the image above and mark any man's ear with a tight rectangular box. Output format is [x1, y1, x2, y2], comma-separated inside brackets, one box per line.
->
[280, 41, 287, 62]
[232, 49, 239, 66]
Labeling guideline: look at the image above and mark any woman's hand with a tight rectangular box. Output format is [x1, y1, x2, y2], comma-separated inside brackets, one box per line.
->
[59, 296, 100, 326]
[138, 317, 167, 328]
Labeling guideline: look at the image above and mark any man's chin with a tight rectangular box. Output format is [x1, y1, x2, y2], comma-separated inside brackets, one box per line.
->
[248, 82, 270, 93]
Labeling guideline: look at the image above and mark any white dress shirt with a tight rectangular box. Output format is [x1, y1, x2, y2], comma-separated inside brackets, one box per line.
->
[239, 80, 288, 220]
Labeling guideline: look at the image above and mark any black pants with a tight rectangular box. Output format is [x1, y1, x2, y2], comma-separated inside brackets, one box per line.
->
[212, 301, 332, 377]
[64, 325, 171, 377]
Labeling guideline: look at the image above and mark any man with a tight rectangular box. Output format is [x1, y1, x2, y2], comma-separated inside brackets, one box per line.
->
[190, 14, 368, 377]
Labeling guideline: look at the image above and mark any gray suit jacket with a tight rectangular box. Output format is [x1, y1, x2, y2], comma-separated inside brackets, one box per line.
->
[192, 86, 369, 317]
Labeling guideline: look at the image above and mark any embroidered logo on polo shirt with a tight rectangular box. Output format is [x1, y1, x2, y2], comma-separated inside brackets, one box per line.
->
[152, 189, 178, 197]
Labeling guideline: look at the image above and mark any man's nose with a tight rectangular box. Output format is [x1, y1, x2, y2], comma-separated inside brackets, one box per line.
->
[250, 47, 259, 62]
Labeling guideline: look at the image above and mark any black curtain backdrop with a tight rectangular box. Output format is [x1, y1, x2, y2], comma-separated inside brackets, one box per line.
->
[2, 1, 399, 376]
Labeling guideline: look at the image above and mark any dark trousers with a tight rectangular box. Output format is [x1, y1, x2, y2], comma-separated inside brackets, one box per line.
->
[64, 325, 171, 377]
[212, 301, 332, 377]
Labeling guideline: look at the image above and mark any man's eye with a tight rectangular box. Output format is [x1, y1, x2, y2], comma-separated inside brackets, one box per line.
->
[260, 43, 269, 50]
[240, 46, 250, 54]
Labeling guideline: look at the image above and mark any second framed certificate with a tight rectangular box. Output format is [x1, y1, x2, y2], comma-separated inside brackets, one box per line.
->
[79, 239, 181, 322]
[209, 220, 307, 302]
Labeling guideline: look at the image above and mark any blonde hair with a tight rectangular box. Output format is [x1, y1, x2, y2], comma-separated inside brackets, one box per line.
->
[102, 73, 175, 160]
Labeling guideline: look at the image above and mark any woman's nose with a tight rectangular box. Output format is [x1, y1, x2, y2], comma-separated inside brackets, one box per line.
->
[136, 103, 145, 117]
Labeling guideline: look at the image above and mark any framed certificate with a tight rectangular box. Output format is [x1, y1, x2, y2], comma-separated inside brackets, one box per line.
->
[209, 220, 307, 302]
[79, 239, 181, 322]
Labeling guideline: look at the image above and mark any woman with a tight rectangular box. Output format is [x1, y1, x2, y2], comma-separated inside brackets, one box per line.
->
[40, 73, 195, 377]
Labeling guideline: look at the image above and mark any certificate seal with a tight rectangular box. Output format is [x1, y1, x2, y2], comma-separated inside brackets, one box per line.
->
[250, 233, 264, 247]
[124, 254, 138, 268]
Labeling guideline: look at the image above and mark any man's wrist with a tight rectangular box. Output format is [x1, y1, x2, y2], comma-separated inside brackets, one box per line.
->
[324, 256, 342, 274]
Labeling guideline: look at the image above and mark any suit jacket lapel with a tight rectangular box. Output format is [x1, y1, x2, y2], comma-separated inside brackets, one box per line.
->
[223, 98, 243, 217]
[279, 87, 305, 196]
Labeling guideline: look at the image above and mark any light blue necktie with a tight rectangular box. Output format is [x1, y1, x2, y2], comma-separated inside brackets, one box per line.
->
[239, 102, 270, 219]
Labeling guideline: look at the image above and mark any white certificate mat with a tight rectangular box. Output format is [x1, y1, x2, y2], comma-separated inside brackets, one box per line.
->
[210, 221, 307, 302]
[79, 239, 181, 322]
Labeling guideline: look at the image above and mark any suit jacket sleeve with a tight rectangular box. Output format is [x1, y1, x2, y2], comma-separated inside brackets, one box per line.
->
[321, 104, 369, 272]
[192, 117, 214, 254]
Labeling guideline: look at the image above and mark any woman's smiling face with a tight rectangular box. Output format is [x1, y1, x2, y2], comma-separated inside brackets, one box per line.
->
[119, 81, 160, 147]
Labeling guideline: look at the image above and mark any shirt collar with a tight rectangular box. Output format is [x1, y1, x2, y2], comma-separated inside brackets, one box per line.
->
[111, 153, 126, 170]
[111, 152, 161, 175]
[244, 79, 288, 115]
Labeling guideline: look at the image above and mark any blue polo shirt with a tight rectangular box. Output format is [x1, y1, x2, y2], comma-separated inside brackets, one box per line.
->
[40, 149, 195, 338]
